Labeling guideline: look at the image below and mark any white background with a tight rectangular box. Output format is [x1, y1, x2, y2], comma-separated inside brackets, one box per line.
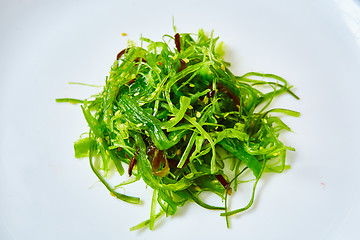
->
[1, 0, 360, 239]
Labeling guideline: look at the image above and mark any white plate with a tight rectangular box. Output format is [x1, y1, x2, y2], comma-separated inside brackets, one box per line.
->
[1, 0, 360, 239]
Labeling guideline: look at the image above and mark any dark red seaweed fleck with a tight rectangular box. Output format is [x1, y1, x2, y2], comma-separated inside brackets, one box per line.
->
[134, 57, 147, 63]
[128, 148, 139, 176]
[167, 158, 179, 168]
[207, 90, 216, 98]
[207, 84, 215, 98]
[217, 83, 240, 110]
[116, 48, 130, 60]
[152, 150, 165, 171]
[127, 79, 136, 85]
[175, 33, 181, 52]
[128, 156, 137, 176]
[179, 58, 186, 72]
[215, 174, 230, 190]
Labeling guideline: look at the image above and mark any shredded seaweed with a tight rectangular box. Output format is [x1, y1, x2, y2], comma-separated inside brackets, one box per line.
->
[57, 28, 299, 230]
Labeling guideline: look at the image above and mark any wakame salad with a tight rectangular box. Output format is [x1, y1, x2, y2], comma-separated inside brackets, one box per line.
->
[57, 29, 299, 230]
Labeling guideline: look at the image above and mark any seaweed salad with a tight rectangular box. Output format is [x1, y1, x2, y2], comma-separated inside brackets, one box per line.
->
[56, 28, 299, 230]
